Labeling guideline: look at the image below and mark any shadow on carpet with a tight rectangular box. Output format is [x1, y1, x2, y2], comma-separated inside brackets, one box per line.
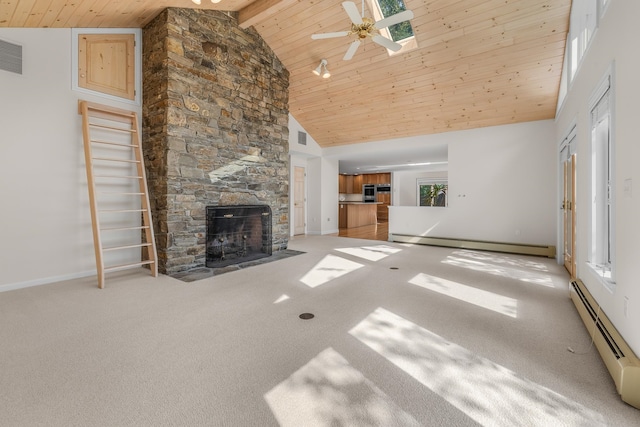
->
[170, 249, 305, 282]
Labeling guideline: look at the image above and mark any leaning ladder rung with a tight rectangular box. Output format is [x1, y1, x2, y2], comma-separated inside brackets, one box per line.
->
[94, 175, 144, 180]
[88, 122, 136, 133]
[103, 260, 155, 273]
[99, 209, 147, 213]
[101, 226, 150, 232]
[91, 139, 139, 148]
[103, 243, 152, 252]
[86, 105, 136, 118]
[97, 192, 145, 196]
[92, 157, 140, 163]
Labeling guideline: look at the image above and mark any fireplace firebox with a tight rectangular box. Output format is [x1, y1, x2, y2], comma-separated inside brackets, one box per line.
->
[206, 205, 272, 268]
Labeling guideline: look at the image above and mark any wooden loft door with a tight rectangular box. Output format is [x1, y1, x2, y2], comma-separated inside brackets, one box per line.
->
[78, 33, 135, 100]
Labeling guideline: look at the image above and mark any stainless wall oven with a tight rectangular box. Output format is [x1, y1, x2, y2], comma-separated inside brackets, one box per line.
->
[375, 184, 391, 193]
[363, 184, 376, 202]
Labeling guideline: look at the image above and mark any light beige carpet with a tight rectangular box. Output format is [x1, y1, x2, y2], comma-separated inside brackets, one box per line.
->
[1, 235, 639, 426]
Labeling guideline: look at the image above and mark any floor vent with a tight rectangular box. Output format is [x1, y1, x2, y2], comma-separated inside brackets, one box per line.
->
[570, 279, 640, 409]
[0, 39, 22, 75]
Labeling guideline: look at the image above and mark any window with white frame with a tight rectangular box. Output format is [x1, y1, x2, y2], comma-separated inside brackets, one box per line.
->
[556, 0, 610, 112]
[417, 179, 448, 207]
[589, 72, 614, 288]
[569, 0, 598, 80]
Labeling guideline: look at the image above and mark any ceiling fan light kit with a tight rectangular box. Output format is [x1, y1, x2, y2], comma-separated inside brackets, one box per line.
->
[311, 1, 414, 61]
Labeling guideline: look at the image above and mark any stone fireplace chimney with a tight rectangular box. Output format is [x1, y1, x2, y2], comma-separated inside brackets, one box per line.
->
[142, 8, 290, 275]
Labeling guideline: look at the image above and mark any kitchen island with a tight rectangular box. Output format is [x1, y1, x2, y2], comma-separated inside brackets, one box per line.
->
[338, 202, 379, 229]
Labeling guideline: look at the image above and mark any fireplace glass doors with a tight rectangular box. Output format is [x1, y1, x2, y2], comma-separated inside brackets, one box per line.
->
[206, 205, 272, 268]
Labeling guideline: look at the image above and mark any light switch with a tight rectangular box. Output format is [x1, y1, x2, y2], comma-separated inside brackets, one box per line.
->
[624, 178, 632, 198]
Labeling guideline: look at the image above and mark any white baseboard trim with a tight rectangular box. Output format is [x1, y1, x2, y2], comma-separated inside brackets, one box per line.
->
[0, 270, 96, 293]
[304, 229, 339, 236]
[321, 229, 339, 235]
[389, 234, 556, 258]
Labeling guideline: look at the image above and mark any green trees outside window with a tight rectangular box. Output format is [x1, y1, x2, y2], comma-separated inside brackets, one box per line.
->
[419, 183, 448, 207]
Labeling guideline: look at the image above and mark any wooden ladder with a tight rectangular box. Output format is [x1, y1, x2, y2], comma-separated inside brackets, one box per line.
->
[79, 100, 158, 288]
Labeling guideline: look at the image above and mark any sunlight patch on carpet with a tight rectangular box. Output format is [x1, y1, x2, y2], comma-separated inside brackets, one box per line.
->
[408, 273, 518, 318]
[451, 250, 549, 272]
[299, 255, 364, 288]
[442, 255, 555, 287]
[349, 307, 606, 427]
[273, 294, 290, 304]
[334, 245, 402, 262]
[264, 347, 420, 427]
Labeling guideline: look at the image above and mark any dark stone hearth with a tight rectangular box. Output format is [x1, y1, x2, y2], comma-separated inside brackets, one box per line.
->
[171, 249, 305, 282]
[142, 8, 290, 275]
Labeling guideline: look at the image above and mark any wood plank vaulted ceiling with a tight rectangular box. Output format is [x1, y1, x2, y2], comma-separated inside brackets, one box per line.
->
[1, 0, 571, 147]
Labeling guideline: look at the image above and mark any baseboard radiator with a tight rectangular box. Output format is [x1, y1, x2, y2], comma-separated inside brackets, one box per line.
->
[570, 279, 640, 409]
[388, 234, 556, 258]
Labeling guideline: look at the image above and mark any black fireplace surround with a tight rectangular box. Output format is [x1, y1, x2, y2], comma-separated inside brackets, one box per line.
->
[206, 205, 273, 268]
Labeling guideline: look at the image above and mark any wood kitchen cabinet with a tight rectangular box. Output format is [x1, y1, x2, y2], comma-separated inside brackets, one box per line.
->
[339, 173, 391, 194]
[345, 175, 354, 193]
[339, 203, 347, 228]
[339, 174, 365, 194]
[353, 175, 363, 193]
[376, 193, 391, 221]
[339, 203, 377, 228]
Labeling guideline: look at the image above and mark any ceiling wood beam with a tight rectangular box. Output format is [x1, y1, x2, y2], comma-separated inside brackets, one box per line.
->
[238, 0, 299, 29]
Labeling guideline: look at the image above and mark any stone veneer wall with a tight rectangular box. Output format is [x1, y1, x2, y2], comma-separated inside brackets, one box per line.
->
[142, 8, 290, 274]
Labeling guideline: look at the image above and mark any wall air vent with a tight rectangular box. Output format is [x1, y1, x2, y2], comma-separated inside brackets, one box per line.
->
[298, 131, 307, 145]
[0, 39, 23, 75]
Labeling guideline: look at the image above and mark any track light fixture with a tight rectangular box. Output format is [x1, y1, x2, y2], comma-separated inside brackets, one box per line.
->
[192, 0, 222, 4]
[312, 59, 331, 79]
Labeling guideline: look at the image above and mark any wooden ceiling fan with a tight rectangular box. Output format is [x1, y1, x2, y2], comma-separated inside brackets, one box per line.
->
[311, 1, 414, 60]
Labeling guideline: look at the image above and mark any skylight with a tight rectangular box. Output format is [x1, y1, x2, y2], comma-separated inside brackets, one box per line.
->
[376, 0, 414, 42]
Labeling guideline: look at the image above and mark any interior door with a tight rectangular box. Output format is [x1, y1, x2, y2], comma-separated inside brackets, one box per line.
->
[294, 166, 306, 235]
[563, 154, 577, 277]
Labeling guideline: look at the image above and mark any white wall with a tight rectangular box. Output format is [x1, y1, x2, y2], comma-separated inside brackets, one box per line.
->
[305, 156, 339, 235]
[305, 158, 322, 234]
[0, 29, 141, 291]
[320, 157, 339, 234]
[389, 120, 557, 246]
[289, 115, 323, 237]
[288, 115, 339, 236]
[555, 1, 640, 353]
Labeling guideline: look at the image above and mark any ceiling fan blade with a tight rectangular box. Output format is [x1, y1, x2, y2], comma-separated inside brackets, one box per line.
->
[375, 10, 414, 29]
[311, 31, 350, 40]
[343, 40, 361, 60]
[342, 1, 363, 25]
[372, 35, 402, 52]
